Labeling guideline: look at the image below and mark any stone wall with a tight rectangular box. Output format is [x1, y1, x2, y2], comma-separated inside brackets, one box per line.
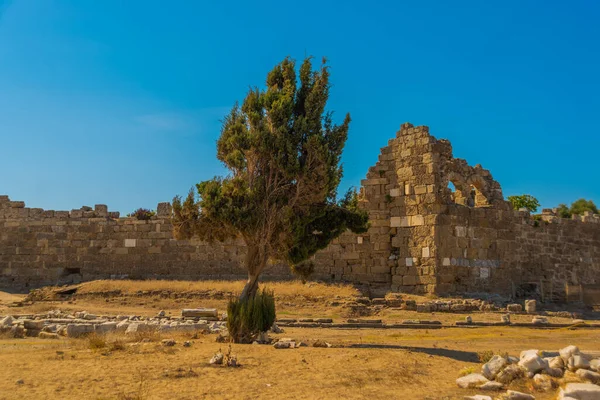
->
[310, 123, 600, 300]
[1, 123, 599, 300]
[0, 197, 293, 289]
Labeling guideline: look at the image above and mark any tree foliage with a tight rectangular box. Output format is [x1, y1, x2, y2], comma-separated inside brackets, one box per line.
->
[556, 203, 571, 218]
[227, 288, 275, 343]
[507, 194, 540, 213]
[171, 56, 369, 301]
[569, 198, 598, 216]
[127, 208, 156, 221]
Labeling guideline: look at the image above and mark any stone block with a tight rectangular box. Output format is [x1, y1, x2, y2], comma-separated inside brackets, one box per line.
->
[421, 247, 430, 258]
[124, 239, 137, 248]
[389, 188, 402, 197]
[403, 275, 417, 285]
[390, 217, 408, 227]
[413, 185, 427, 195]
[341, 252, 359, 260]
[70, 210, 83, 218]
[157, 202, 172, 217]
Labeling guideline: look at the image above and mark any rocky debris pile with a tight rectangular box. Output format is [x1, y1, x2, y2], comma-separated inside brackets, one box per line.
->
[456, 345, 600, 399]
[0, 309, 227, 339]
[209, 345, 239, 367]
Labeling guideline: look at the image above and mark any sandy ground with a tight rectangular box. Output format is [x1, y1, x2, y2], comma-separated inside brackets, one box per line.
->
[1, 281, 599, 400]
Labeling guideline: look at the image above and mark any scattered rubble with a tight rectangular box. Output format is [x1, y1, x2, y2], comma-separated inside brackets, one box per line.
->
[0, 309, 228, 339]
[456, 345, 600, 399]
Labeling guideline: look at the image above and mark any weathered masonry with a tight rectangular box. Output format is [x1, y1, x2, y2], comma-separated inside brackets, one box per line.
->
[1, 123, 599, 301]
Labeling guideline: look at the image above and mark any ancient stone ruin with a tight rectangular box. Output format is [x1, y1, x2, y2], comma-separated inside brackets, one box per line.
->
[1, 123, 599, 302]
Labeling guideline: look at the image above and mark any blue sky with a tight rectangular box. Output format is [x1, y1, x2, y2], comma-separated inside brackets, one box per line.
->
[1, 0, 598, 214]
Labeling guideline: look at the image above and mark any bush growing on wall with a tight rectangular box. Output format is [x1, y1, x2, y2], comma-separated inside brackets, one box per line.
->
[508, 194, 540, 213]
[127, 208, 156, 221]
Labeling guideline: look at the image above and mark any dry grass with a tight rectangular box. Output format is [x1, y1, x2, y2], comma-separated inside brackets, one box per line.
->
[1, 279, 600, 399]
[1, 326, 598, 400]
[76, 279, 360, 300]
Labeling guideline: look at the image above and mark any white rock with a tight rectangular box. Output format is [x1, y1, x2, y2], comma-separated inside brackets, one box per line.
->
[464, 396, 492, 400]
[0, 315, 13, 327]
[590, 359, 600, 372]
[95, 322, 117, 334]
[482, 355, 507, 380]
[519, 353, 548, 374]
[575, 369, 600, 384]
[520, 349, 539, 359]
[273, 341, 295, 349]
[507, 356, 519, 364]
[181, 308, 218, 318]
[505, 390, 535, 400]
[532, 374, 554, 391]
[558, 383, 600, 400]
[549, 356, 565, 369]
[524, 299, 536, 313]
[496, 364, 525, 384]
[65, 323, 94, 338]
[456, 373, 489, 389]
[532, 317, 548, 325]
[479, 381, 504, 391]
[23, 320, 45, 330]
[545, 367, 565, 378]
[209, 352, 223, 365]
[560, 345, 580, 362]
[116, 321, 129, 332]
[125, 323, 152, 334]
[568, 355, 591, 371]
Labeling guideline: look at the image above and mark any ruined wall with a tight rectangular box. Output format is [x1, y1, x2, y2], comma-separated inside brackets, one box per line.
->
[311, 123, 600, 299]
[0, 197, 293, 289]
[1, 123, 599, 300]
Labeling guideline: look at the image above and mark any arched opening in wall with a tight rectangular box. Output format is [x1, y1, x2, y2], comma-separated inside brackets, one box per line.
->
[447, 180, 470, 205]
[469, 184, 490, 207]
[447, 181, 457, 203]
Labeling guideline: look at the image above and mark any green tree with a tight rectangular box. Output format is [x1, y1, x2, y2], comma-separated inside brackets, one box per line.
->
[171, 56, 368, 306]
[569, 198, 598, 215]
[507, 194, 540, 213]
[556, 203, 571, 218]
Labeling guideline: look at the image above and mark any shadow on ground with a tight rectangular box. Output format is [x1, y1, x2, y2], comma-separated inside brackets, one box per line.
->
[348, 344, 479, 362]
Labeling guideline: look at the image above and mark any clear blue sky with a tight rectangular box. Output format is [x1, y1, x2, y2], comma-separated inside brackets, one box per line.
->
[1, 0, 598, 213]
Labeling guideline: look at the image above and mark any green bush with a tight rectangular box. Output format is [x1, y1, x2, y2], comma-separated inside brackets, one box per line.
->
[291, 261, 315, 283]
[569, 198, 598, 215]
[508, 194, 540, 213]
[127, 208, 156, 221]
[227, 288, 275, 343]
[556, 203, 571, 218]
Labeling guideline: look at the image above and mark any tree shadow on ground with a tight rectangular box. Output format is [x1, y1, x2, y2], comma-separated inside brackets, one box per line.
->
[348, 343, 480, 362]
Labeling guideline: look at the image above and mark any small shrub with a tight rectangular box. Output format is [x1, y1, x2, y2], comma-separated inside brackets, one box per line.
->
[291, 261, 315, 284]
[477, 350, 494, 363]
[109, 338, 127, 352]
[127, 208, 156, 221]
[88, 334, 107, 350]
[459, 366, 476, 376]
[227, 288, 276, 343]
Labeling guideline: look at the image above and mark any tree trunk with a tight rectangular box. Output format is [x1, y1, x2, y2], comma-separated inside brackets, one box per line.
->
[240, 273, 260, 302]
[239, 243, 264, 302]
